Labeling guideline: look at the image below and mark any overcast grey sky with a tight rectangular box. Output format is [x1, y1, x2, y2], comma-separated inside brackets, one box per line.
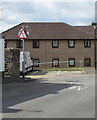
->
[0, 1, 95, 32]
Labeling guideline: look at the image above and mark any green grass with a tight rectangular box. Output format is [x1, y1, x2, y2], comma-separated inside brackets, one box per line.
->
[40, 68, 84, 71]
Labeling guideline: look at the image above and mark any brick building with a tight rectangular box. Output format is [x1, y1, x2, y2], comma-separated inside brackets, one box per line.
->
[2, 22, 95, 69]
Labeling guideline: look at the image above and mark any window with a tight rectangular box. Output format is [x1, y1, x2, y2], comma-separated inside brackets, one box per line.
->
[33, 59, 39, 67]
[68, 59, 75, 67]
[52, 59, 59, 67]
[16, 40, 22, 48]
[84, 40, 91, 47]
[68, 40, 75, 48]
[5, 41, 7, 48]
[52, 40, 59, 48]
[84, 58, 91, 66]
[33, 40, 39, 48]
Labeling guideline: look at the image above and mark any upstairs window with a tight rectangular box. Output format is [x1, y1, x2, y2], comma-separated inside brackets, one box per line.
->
[68, 40, 75, 48]
[52, 40, 59, 48]
[33, 59, 39, 67]
[16, 40, 22, 48]
[52, 59, 59, 67]
[68, 58, 75, 67]
[84, 40, 91, 47]
[33, 40, 39, 48]
[84, 58, 91, 66]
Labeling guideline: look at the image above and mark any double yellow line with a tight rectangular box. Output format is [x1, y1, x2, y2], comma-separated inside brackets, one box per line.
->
[24, 75, 48, 79]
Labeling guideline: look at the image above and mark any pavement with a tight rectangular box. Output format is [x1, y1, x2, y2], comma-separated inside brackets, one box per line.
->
[2, 68, 95, 118]
[84, 68, 95, 74]
[2, 68, 95, 84]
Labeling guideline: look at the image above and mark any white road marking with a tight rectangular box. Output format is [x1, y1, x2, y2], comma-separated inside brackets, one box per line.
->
[68, 85, 88, 91]
[77, 86, 88, 91]
[64, 81, 79, 85]
[68, 86, 76, 90]
[32, 71, 38, 75]
[57, 71, 60, 75]
[77, 86, 82, 91]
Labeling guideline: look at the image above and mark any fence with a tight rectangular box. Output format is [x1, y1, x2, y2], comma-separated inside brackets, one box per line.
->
[33, 60, 84, 70]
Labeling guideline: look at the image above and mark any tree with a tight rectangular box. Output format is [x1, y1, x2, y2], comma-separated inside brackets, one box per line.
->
[90, 22, 97, 26]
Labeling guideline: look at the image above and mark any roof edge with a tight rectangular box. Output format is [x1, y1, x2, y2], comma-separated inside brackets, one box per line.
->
[2, 22, 23, 34]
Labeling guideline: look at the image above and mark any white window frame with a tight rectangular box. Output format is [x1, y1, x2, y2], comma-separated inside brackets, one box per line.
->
[52, 59, 59, 67]
[33, 59, 39, 67]
[68, 40, 75, 48]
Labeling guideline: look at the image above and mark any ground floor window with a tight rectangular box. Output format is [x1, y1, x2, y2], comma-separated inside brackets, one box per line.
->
[84, 58, 91, 66]
[52, 59, 59, 67]
[33, 59, 39, 67]
[68, 58, 75, 67]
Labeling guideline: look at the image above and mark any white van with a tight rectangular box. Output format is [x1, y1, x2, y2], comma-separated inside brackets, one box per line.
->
[20, 52, 33, 73]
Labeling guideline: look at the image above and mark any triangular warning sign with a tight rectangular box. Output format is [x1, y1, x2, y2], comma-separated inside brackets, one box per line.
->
[18, 29, 28, 39]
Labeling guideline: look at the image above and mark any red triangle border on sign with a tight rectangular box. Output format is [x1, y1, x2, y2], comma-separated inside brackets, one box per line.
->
[18, 29, 28, 39]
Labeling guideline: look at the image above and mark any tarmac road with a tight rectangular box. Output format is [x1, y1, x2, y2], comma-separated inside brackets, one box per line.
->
[2, 69, 95, 118]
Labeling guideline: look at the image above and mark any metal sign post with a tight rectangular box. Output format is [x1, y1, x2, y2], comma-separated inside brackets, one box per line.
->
[18, 26, 29, 80]
[21, 39, 25, 79]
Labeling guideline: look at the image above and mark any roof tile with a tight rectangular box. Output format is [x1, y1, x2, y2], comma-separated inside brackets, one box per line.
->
[3, 22, 94, 40]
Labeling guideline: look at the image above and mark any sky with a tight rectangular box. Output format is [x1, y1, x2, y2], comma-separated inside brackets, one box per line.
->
[0, 1, 96, 33]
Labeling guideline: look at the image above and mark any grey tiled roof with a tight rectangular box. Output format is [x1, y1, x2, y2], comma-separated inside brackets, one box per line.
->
[3, 22, 94, 40]
[74, 26, 94, 38]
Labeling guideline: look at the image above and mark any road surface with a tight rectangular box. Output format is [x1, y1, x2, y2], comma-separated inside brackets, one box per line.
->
[2, 69, 95, 118]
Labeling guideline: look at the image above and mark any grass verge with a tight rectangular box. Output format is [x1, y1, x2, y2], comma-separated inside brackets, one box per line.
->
[40, 68, 84, 71]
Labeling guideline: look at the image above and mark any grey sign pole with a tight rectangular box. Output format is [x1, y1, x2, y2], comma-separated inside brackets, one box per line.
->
[18, 26, 29, 80]
[21, 39, 25, 80]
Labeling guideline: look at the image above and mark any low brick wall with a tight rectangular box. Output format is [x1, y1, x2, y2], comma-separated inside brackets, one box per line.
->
[4, 48, 20, 77]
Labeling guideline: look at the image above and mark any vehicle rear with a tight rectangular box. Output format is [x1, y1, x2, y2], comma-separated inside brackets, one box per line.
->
[20, 52, 33, 73]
